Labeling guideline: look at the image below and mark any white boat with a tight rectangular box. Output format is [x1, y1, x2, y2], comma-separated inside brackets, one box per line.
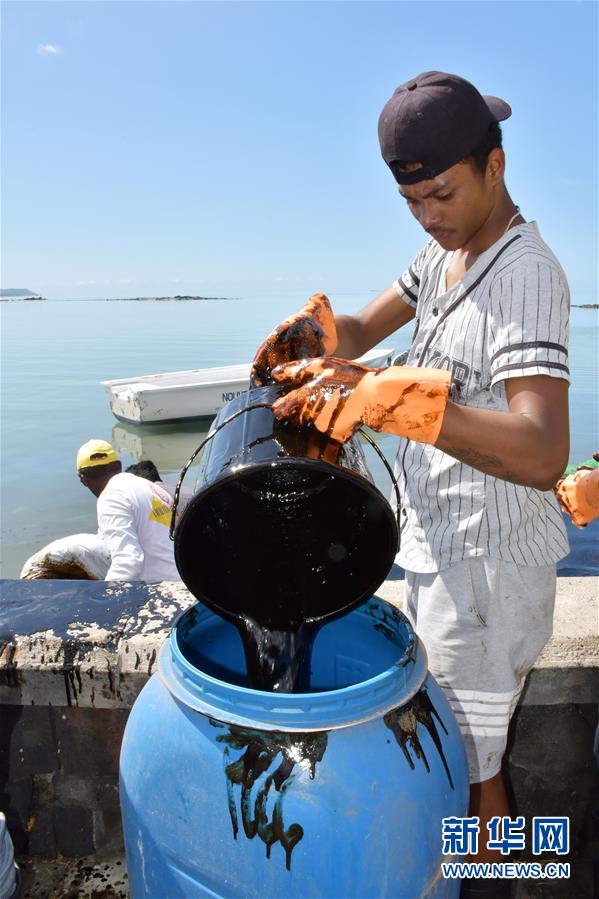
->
[101, 348, 395, 424]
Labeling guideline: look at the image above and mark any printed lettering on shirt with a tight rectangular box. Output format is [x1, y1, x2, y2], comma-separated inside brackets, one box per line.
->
[425, 349, 481, 397]
[149, 496, 171, 527]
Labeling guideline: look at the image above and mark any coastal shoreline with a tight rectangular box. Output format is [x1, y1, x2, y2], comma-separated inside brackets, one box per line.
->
[105, 295, 236, 302]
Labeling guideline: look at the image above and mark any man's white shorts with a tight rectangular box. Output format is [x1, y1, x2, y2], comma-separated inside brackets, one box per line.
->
[404, 557, 556, 784]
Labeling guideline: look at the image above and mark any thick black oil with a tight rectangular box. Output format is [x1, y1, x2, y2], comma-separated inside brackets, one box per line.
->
[174, 391, 398, 696]
[384, 687, 454, 789]
[176, 465, 397, 694]
[0, 579, 150, 645]
[176, 469, 391, 692]
[250, 316, 329, 388]
[211, 720, 328, 870]
[236, 617, 321, 693]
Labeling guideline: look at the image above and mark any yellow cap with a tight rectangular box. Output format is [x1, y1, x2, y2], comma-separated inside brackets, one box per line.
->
[76, 439, 118, 471]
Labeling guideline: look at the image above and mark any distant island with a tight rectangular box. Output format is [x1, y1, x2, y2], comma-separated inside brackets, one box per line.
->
[572, 303, 598, 309]
[0, 288, 46, 301]
[105, 295, 236, 302]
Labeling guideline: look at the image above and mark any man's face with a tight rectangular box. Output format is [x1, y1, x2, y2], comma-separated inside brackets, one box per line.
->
[78, 462, 120, 497]
[397, 155, 500, 251]
[78, 470, 101, 497]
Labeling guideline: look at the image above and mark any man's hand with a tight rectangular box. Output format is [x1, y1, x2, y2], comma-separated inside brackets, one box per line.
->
[271, 356, 450, 444]
[250, 292, 337, 387]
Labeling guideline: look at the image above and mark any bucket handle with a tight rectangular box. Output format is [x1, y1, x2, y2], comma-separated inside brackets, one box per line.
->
[357, 428, 402, 553]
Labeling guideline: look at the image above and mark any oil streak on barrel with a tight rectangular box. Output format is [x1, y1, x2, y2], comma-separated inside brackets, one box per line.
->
[384, 688, 454, 789]
[214, 724, 328, 870]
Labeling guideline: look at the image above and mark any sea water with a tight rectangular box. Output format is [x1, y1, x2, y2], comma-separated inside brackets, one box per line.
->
[1, 298, 597, 578]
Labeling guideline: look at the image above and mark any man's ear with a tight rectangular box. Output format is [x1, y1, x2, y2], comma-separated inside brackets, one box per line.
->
[486, 147, 505, 185]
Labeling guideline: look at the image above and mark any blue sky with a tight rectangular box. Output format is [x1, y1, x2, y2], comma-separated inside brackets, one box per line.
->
[2, 1, 597, 301]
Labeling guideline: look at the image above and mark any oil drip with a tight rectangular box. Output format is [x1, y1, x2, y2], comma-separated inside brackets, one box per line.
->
[215, 724, 328, 870]
[384, 688, 454, 789]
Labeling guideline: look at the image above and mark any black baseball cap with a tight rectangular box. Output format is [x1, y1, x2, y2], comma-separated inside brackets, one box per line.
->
[378, 71, 512, 185]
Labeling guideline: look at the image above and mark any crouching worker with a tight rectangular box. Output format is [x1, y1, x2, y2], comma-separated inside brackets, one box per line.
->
[77, 439, 180, 583]
[253, 71, 571, 894]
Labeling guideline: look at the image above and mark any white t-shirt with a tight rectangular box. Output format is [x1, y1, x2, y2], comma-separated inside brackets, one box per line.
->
[97, 472, 180, 582]
[392, 222, 570, 573]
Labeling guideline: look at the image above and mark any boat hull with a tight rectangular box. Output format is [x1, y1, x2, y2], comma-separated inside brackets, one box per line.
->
[107, 379, 249, 424]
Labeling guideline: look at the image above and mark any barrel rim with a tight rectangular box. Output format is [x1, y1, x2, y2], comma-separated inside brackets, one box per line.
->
[158, 597, 429, 732]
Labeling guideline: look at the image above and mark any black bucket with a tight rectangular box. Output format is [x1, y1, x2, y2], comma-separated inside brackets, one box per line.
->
[172, 386, 399, 691]
[173, 385, 398, 625]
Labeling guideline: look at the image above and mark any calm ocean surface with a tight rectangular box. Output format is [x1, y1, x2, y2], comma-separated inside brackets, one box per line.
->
[1, 297, 597, 578]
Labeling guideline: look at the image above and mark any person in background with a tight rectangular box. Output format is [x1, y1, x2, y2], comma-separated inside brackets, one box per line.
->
[254, 71, 570, 895]
[126, 459, 163, 483]
[77, 439, 180, 582]
[126, 459, 193, 520]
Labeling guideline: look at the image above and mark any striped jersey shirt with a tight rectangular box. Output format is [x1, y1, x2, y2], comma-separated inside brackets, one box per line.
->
[392, 222, 570, 572]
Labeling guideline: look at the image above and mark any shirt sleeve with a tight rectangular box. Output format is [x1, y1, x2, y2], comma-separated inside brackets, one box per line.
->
[97, 488, 144, 580]
[392, 242, 431, 309]
[487, 258, 570, 390]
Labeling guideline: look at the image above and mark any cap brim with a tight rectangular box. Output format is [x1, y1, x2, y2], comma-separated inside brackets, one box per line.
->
[484, 95, 511, 122]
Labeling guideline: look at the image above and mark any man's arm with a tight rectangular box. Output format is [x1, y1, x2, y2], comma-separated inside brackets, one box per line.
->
[335, 285, 416, 359]
[435, 375, 569, 490]
[98, 491, 145, 580]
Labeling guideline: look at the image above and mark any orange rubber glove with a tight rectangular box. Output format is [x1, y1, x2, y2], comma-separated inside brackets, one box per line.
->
[250, 292, 337, 387]
[554, 464, 599, 528]
[271, 357, 451, 444]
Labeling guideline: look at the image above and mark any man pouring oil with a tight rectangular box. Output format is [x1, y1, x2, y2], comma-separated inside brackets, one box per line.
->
[251, 71, 572, 895]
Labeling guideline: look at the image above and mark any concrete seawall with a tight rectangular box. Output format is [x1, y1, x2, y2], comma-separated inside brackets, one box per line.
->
[1, 575, 597, 895]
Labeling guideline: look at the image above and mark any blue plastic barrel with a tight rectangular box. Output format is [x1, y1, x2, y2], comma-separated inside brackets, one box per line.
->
[120, 597, 468, 898]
